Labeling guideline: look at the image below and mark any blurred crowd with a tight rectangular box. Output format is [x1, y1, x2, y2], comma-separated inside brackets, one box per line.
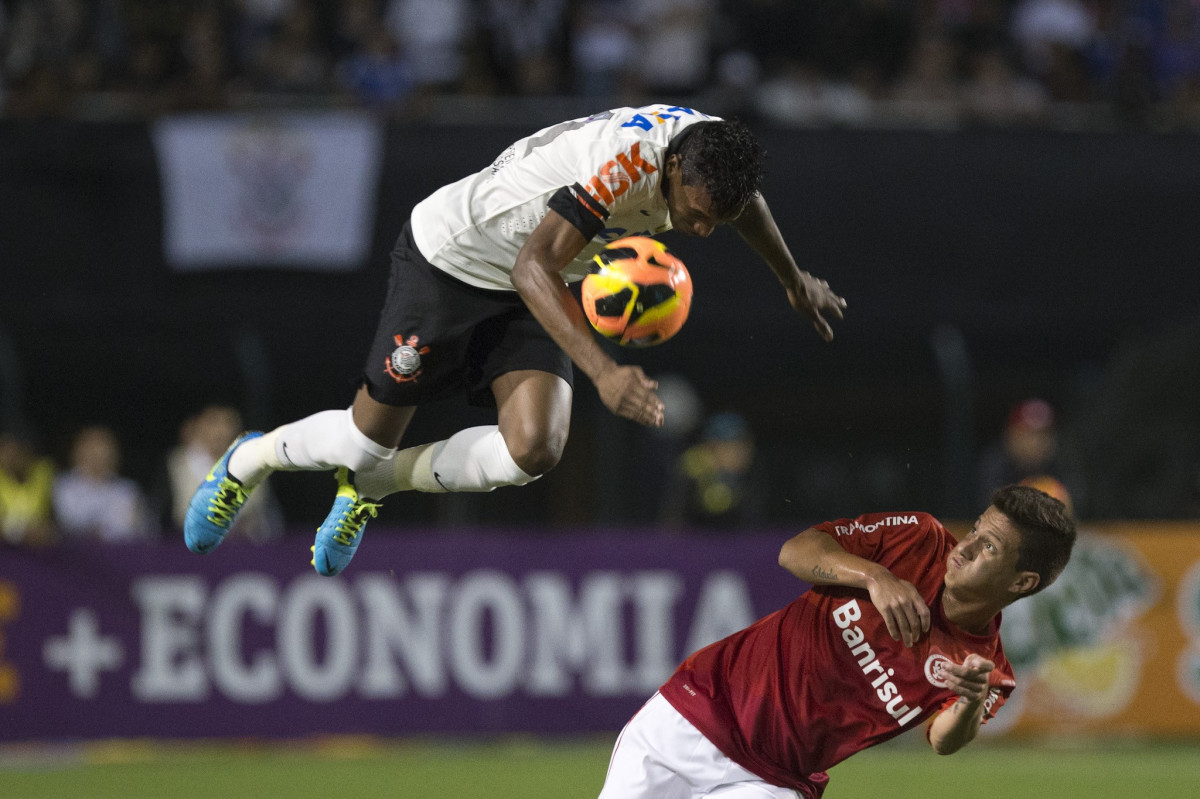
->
[3, 389, 1197, 545]
[2, 0, 1200, 128]
[0, 405, 283, 548]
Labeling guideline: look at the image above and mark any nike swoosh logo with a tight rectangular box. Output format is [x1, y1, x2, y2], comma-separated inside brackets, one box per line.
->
[433, 472, 449, 491]
[281, 441, 293, 466]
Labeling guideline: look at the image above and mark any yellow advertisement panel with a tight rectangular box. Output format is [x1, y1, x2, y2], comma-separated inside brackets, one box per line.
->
[943, 522, 1200, 737]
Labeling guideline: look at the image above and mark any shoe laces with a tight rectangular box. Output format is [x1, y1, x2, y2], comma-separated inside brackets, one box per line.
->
[207, 478, 248, 526]
[333, 499, 380, 546]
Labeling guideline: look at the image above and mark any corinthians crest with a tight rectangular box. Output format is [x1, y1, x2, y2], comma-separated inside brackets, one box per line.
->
[385, 334, 431, 383]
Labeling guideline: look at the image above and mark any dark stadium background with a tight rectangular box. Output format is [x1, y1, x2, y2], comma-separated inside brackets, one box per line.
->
[4, 1, 1200, 793]
[2, 122, 1198, 528]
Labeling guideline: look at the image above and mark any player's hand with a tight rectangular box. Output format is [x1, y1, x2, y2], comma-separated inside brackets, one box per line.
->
[786, 272, 846, 343]
[944, 654, 995, 705]
[866, 572, 930, 647]
[596, 365, 664, 428]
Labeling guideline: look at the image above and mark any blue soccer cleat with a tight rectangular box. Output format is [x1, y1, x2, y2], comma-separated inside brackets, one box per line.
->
[183, 431, 263, 554]
[311, 467, 381, 576]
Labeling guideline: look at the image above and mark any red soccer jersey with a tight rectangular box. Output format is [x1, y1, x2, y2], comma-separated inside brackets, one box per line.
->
[659, 512, 1015, 798]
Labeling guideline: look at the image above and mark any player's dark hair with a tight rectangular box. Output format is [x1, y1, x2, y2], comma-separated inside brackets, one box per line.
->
[674, 120, 765, 219]
[991, 484, 1077, 597]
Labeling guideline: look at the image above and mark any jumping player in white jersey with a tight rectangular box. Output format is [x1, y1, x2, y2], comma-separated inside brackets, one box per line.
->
[183, 104, 847, 575]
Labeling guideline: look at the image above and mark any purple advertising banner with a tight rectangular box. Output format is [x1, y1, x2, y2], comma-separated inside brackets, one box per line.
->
[0, 530, 804, 741]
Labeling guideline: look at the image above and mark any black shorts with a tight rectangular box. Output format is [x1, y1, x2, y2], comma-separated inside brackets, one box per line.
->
[361, 222, 574, 408]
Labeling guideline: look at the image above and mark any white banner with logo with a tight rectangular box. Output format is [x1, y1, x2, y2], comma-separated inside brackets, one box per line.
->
[153, 113, 383, 270]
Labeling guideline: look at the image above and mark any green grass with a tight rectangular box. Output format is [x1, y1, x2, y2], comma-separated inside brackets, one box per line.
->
[0, 738, 1197, 799]
[0, 738, 609, 799]
[827, 740, 1200, 798]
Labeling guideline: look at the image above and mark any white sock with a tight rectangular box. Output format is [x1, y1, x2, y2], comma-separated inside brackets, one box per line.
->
[355, 425, 538, 498]
[229, 408, 394, 495]
[226, 431, 280, 488]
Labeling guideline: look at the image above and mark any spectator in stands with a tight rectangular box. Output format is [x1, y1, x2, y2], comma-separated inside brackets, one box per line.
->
[1011, 0, 1096, 73]
[481, 0, 570, 95]
[330, 0, 378, 61]
[1, 0, 131, 115]
[247, 0, 331, 94]
[166, 405, 283, 543]
[934, 0, 1011, 63]
[1019, 473, 1074, 518]
[568, 0, 636, 98]
[231, 0, 296, 70]
[888, 27, 963, 125]
[166, 1, 233, 111]
[752, 58, 874, 126]
[336, 26, 413, 109]
[624, 372, 704, 525]
[383, 0, 475, 95]
[976, 398, 1064, 508]
[629, 0, 716, 98]
[661, 411, 767, 532]
[1156, 1, 1200, 109]
[0, 426, 56, 546]
[961, 44, 1048, 125]
[53, 425, 155, 543]
[1010, 0, 1097, 101]
[717, 0, 820, 86]
[1, 0, 1199, 129]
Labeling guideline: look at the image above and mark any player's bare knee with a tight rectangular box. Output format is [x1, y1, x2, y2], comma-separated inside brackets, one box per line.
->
[508, 437, 564, 477]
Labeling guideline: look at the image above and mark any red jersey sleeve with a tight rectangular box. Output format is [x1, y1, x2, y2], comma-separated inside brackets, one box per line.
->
[813, 512, 952, 585]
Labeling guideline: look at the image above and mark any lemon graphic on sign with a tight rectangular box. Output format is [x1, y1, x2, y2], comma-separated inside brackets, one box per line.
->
[1035, 640, 1141, 718]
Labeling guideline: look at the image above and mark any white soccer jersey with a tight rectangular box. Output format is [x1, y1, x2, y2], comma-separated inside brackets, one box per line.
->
[409, 104, 719, 291]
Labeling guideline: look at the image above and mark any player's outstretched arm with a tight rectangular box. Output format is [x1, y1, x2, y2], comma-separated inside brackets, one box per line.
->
[729, 195, 846, 342]
[512, 211, 664, 427]
[779, 528, 931, 646]
[926, 654, 995, 755]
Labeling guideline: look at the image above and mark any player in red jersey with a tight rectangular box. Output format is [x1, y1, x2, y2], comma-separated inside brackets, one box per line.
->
[598, 484, 1076, 799]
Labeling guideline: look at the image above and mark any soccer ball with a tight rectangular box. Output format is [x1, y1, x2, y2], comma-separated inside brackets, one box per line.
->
[581, 237, 693, 347]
